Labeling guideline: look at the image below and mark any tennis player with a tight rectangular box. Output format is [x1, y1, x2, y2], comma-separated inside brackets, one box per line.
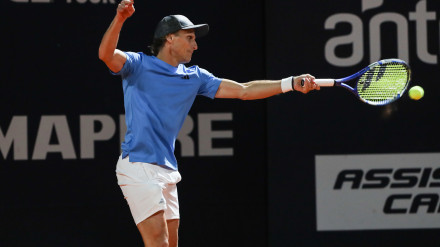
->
[99, 0, 319, 246]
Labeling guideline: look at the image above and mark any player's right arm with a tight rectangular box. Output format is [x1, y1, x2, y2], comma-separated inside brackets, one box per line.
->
[98, 0, 135, 73]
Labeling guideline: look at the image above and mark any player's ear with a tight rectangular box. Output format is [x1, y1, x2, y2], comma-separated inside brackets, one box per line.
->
[165, 34, 171, 43]
[166, 33, 174, 42]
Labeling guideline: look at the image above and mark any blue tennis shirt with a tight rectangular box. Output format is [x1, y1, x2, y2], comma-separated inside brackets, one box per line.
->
[113, 52, 222, 170]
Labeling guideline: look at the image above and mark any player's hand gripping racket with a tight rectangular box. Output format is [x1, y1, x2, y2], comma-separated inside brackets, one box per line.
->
[303, 59, 411, 105]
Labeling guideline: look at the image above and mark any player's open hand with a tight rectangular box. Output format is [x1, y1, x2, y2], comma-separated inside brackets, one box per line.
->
[117, 0, 135, 20]
[293, 74, 320, 94]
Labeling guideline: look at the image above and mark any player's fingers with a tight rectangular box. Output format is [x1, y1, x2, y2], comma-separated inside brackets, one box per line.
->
[307, 78, 319, 92]
[303, 74, 314, 83]
[309, 81, 314, 92]
[118, 0, 134, 12]
[304, 78, 312, 92]
[306, 74, 315, 81]
[306, 75, 320, 90]
[315, 83, 320, 90]
[298, 74, 319, 92]
[119, 0, 131, 7]
[298, 75, 318, 93]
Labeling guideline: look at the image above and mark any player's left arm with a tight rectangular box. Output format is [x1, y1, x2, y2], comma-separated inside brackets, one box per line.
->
[215, 75, 320, 100]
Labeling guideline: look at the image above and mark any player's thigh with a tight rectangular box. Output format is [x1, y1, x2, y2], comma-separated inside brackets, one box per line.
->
[167, 219, 179, 247]
[137, 210, 169, 245]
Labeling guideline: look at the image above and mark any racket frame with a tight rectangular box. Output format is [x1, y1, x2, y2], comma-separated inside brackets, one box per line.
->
[315, 59, 411, 105]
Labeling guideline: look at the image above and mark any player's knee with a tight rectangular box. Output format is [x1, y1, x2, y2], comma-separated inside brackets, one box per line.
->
[148, 239, 169, 247]
[143, 237, 169, 247]
[149, 229, 169, 247]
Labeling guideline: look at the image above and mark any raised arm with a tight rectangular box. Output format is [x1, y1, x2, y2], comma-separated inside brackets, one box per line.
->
[215, 74, 320, 100]
[98, 0, 135, 73]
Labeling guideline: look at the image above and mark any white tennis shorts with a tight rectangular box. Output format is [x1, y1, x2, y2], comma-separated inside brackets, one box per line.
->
[116, 155, 181, 225]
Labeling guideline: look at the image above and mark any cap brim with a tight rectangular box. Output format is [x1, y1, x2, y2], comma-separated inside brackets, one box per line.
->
[182, 24, 209, 38]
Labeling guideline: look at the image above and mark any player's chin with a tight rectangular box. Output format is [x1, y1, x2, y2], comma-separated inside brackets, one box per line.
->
[182, 56, 192, 64]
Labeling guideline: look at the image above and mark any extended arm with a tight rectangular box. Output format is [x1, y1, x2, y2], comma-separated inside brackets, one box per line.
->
[215, 74, 320, 100]
[98, 0, 135, 73]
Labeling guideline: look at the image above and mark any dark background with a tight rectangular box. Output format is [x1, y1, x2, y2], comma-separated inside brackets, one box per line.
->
[1, 0, 439, 246]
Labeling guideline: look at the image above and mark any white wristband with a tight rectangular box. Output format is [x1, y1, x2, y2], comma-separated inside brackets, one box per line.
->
[281, 76, 293, 93]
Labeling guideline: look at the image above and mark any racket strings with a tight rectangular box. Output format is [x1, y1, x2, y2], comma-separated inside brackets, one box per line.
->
[356, 63, 409, 104]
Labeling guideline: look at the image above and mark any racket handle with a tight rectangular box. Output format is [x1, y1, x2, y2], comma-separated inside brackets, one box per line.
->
[315, 79, 335, 87]
[300, 78, 335, 87]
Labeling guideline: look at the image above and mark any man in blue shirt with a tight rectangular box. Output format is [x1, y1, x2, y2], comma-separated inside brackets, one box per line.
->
[99, 1, 319, 246]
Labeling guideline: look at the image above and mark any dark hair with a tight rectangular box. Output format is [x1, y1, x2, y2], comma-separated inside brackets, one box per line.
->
[149, 36, 167, 56]
[149, 30, 180, 56]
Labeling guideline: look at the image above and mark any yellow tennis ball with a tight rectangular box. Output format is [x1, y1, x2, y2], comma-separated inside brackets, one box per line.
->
[408, 86, 424, 100]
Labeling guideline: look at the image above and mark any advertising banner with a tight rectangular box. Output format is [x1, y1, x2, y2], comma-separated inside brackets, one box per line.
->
[316, 153, 440, 231]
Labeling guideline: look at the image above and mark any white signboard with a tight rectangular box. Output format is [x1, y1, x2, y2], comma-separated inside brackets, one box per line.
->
[316, 153, 440, 231]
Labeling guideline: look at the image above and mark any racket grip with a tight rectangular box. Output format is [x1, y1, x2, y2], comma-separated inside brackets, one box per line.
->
[300, 78, 335, 87]
[314, 79, 335, 87]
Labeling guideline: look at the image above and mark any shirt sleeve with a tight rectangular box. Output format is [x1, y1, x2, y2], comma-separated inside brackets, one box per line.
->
[197, 67, 223, 99]
[110, 52, 142, 78]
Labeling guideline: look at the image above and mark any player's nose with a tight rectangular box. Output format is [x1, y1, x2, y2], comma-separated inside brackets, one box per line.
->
[193, 40, 198, 50]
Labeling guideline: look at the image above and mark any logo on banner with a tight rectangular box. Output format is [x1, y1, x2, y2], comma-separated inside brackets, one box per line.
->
[0, 113, 233, 161]
[315, 153, 440, 231]
[324, 0, 439, 66]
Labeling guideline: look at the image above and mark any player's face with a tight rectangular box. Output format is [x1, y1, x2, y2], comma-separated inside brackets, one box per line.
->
[170, 29, 198, 64]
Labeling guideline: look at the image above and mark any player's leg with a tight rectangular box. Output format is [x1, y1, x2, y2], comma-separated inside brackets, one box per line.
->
[167, 219, 179, 247]
[137, 210, 169, 247]
[116, 156, 169, 246]
[116, 156, 182, 247]
[163, 181, 180, 247]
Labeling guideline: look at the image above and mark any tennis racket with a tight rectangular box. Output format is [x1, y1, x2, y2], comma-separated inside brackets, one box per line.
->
[304, 59, 411, 106]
